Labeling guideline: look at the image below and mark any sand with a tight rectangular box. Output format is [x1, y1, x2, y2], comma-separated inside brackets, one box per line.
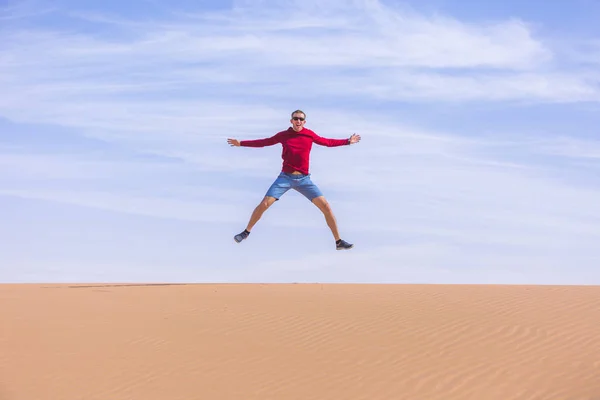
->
[1, 283, 600, 400]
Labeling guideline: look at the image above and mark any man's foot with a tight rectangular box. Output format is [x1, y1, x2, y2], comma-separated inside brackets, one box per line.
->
[234, 229, 250, 243]
[336, 239, 353, 250]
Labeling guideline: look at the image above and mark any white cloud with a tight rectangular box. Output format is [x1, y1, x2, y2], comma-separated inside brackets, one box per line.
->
[535, 136, 600, 159]
[0, 188, 242, 223]
[236, 240, 600, 285]
[229, 0, 551, 70]
[1, 0, 597, 121]
[0, 0, 55, 21]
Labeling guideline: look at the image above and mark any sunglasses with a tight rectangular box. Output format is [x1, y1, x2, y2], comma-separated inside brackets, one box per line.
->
[292, 117, 305, 121]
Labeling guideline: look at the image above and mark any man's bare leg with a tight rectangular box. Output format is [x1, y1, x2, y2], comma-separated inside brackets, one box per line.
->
[246, 196, 277, 232]
[235, 196, 278, 243]
[311, 196, 340, 241]
[311, 196, 353, 250]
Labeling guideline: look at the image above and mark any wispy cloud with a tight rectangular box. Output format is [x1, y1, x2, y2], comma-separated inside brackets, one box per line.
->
[0, 0, 56, 21]
[1, 0, 598, 110]
[1, 0, 598, 150]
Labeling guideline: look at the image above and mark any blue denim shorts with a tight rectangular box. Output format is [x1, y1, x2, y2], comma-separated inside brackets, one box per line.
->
[265, 172, 324, 201]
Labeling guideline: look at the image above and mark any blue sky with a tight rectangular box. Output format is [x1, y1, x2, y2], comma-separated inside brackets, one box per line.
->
[2, 0, 600, 284]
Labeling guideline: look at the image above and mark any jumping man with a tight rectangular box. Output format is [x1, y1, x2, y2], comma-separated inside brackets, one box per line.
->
[227, 109, 361, 250]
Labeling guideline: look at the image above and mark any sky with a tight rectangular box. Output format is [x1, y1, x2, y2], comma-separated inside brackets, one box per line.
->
[1, 0, 600, 284]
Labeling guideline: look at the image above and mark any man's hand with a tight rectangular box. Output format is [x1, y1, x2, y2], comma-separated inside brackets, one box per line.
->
[349, 133, 361, 145]
[227, 138, 240, 147]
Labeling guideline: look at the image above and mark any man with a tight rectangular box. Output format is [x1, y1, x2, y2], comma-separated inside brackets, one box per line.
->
[227, 109, 361, 250]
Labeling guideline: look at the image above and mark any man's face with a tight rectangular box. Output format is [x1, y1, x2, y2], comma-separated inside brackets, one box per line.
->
[290, 113, 306, 131]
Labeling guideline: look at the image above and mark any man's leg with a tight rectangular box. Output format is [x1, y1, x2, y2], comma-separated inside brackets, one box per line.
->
[246, 196, 277, 232]
[311, 196, 340, 241]
[312, 196, 353, 250]
[234, 196, 278, 243]
[234, 173, 290, 243]
[295, 174, 354, 250]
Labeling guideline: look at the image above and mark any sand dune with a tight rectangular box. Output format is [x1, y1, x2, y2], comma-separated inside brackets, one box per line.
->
[1, 283, 600, 400]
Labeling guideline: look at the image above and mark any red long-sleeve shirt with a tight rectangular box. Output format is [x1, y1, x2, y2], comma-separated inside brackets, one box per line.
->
[240, 127, 349, 175]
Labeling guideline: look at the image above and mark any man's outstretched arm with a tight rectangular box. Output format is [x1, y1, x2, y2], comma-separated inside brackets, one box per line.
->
[227, 133, 281, 148]
[312, 132, 362, 147]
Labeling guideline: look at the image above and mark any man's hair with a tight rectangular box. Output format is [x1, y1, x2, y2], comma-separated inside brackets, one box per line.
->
[291, 109, 306, 118]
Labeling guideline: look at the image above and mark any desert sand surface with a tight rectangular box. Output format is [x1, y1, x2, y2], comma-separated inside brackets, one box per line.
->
[1, 283, 600, 400]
